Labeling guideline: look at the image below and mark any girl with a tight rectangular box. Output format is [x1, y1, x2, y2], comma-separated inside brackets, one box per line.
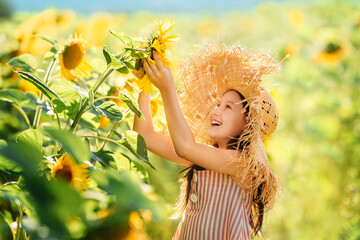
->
[133, 42, 285, 239]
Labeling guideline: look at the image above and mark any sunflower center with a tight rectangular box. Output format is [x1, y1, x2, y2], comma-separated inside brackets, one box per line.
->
[54, 165, 73, 182]
[63, 43, 84, 69]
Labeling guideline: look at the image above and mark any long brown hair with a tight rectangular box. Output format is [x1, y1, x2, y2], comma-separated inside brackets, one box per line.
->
[173, 89, 266, 239]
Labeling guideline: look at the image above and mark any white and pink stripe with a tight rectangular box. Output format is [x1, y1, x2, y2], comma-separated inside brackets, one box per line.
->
[172, 169, 252, 240]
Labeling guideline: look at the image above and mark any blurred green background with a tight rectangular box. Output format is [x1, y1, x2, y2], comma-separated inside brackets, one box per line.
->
[0, 0, 359, 239]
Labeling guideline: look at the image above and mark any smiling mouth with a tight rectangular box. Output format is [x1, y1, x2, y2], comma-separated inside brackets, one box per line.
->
[211, 120, 222, 127]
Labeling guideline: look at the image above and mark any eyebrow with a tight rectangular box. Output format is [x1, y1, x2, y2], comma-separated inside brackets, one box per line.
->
[222, 100, 236, 105]
[220, 99, 244, 106]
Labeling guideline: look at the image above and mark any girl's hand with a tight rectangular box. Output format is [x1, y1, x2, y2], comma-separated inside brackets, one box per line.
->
[143, 51, 175, 91]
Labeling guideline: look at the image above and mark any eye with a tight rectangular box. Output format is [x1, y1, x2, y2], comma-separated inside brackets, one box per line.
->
[226, 105, 232, 109]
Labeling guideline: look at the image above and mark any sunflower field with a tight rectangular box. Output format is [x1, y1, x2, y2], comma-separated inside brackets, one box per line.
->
[0, 1, 360, 239]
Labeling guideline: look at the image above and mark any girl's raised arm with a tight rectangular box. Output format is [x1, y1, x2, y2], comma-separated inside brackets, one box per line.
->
[133, 90, 192, 167]
[143, 52, 255, 190]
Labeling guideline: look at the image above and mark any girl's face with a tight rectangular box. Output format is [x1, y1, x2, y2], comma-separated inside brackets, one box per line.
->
[208, 90, 248, 149]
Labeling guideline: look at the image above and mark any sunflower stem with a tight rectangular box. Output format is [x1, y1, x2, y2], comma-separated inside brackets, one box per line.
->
[92, 65, 109, 91]
[92, 68, 114, 93]
[32, 58, 58, 129]
[99, 120, 121, 151]
[68, 68, 114, 133]
[0, 211, 15, 239]
[49, 100, 61, 129]
[65, 117, 71, 128]
[14, 203, 23, 240]
[12, 104, 31, 128]
[80, 135, 120, 145]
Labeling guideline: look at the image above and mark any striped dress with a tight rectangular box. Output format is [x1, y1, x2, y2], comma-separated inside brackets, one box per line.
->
[172, 169, 252, 240]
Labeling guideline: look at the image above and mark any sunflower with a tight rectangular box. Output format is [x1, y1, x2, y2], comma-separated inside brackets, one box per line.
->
[315, 42, 345, 66]
[135, 22, 179, 94]
[50, 153, 89, 191]
[148, 21, 179, 68]
[14, 9, 58, 56]
[125, 211, 149, 240]
[288, 10, 305, 27]
[58, 34, 93, 81]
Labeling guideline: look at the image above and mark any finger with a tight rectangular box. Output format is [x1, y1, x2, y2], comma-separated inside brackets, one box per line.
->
[143, 60, 155, 79]
[153, 51, 164, 70]
[147, 58, 159, 72]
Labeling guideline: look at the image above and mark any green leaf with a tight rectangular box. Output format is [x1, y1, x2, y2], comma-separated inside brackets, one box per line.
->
[0, 141, 43, 174]
[0, 89, 37, 112]
[119, 152, 149, 183]
[112, 130, 154, 169]
[0, 140, 22, 174]
[132, 37, 147, 43]
[41, 127, 90, 164]
[123, 61, 136, 70]
[125, 48, 149, 59]
[114, 152, 131, 170]
[8, 54, 37, 71]
[0, 183, 34, 213]
[103, 45, 112, 65]
[124, 130, 149, 165]
[112, 92, 143, 119]
[22, 92, 39, 110]
[51, 80, 80, 117]
[109, 29, 133, 46]
[15, 129, 43, 153]
[44, 46, 58, 62]
[116, 67, 129, 74]
[33, 34, 57, 45]
[135, 58, 142, 71]
[0, 139, 7, 149]
[16, 71, 65, 103]
[102, 45, 128, 71]
[91, 169, 152, 210]
[91, 149, 117, 169]
[79, 111, 100, 130]
[0, 89, 27, 105]
[0, 169, 21, 183]
[110, 56, 127, 70]
[94, 101, 123, 121]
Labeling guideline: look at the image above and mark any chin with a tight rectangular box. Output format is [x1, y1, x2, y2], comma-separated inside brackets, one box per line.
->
[207, 133, 221, 145]
[207, 130, 216, 141]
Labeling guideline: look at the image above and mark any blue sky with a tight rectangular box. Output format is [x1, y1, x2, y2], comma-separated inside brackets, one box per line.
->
[10, 0, 284, 13]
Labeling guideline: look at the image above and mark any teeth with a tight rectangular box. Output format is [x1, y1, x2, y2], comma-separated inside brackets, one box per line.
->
[212, 120, 221, 126]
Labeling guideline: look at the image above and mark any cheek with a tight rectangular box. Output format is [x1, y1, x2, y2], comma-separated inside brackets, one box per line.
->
[223, 114, 241, 133]
[233, 114, 247, 133]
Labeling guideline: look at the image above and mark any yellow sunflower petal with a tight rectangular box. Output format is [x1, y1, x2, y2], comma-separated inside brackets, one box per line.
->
[136, 74, 153, 94]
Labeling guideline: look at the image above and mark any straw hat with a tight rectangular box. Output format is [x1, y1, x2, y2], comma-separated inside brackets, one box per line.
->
[177, 41, 287, 213]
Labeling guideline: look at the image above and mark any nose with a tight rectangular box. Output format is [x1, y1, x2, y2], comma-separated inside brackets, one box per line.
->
[212, 106, 220, 117]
